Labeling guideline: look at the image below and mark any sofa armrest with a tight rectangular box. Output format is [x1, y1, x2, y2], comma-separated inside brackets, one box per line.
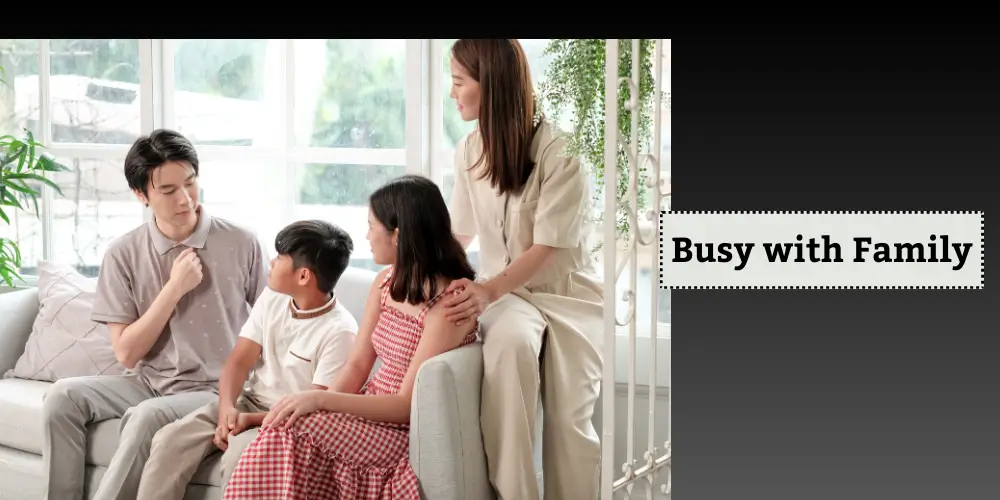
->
[0, 287, 39, 376]
[410, 342, 494, 500]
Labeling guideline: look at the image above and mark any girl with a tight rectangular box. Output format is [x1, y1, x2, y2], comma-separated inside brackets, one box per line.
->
[223, 175, 479, 499]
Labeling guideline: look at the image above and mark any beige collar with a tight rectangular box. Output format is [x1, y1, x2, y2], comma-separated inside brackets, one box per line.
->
[288, 294, 337, 319]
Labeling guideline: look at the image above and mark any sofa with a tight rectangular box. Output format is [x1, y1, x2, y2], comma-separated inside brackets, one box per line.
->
[0, 264, 507, 500]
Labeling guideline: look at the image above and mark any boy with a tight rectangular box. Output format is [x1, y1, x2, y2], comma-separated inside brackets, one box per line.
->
[135, 220, 359, 500]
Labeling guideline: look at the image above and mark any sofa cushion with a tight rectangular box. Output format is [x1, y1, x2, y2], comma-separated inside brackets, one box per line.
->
[0, 378, 114, 463]
[0, 378, 50, 455]
[0, 287, 39, 375]
[0, 378, 226, 487]
[5, 261, 125, 382]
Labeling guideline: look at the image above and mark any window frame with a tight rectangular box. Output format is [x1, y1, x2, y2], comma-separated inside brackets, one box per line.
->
[9, 38, 670, 387]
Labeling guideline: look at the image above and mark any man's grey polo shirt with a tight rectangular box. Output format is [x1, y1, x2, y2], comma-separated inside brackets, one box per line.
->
[91, 206, 268, 395]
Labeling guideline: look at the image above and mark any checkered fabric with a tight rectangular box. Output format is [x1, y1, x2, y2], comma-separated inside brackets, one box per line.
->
[223, 269, 478, 499]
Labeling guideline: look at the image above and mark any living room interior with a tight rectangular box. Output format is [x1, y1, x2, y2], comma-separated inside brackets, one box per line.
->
[0, 38, 671, 499]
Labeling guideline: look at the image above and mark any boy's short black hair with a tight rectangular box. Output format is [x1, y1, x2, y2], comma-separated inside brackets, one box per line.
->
[274, 220, 353, 295]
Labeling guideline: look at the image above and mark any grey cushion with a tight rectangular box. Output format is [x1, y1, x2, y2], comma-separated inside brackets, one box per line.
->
[5, 261, 125, 382]
[410, 342, 494, 500]
[0, 287, 38, 375]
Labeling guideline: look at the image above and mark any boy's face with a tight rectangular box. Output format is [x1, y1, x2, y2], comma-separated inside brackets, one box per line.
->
[267, 254, 310, 295]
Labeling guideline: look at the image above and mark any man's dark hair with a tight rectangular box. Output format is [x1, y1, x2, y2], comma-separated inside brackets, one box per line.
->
[274, 220, 354, 295]
[369, 174, 476, 305]
[123, 129, 199, 196]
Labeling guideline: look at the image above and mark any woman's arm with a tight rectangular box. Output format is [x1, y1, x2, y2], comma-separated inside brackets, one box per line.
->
[443, 136, 588, 323]
[480, 244, 556, 301]
[327, 267, 389, 394]
[264, 304, 476, 427]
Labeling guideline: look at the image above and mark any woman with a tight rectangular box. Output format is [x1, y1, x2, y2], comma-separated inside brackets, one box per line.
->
[442, 39, 605, 500]
[223, 175, 479, 499]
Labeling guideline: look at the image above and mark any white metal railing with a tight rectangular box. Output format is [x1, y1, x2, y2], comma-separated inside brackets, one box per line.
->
[601, 38, 671, 500]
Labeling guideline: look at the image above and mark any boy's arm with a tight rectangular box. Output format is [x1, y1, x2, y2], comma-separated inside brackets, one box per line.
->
[218, 338, 262, 413]
[219, 289, 271, 413]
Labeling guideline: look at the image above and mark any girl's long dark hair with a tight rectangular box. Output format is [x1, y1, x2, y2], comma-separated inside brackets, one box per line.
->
[369, 175, 477, 305]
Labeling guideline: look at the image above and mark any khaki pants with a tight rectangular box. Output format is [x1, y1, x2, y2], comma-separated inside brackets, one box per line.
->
[41, 374, 217, 500]
[480, 272, 605, 500]
[136, 394, 268, 500]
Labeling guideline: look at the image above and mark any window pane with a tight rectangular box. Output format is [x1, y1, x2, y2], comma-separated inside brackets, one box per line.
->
[294, 162, 405, 266]
[195, 160, 276, 257]
[48, 157, 143, 277]
[1, 39, 41, 138]
[0, 206, 42, 279]
[49, 39, 141, 144]
[172, 39, 280, 146]
[294, 40, 406, 149]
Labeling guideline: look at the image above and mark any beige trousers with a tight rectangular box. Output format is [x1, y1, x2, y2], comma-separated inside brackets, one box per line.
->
[41, 374, 217, 500]
[480, 271, 605, 500]
[136, 394, 268, 500]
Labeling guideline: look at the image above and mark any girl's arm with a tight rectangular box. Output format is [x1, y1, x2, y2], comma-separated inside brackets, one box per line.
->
[327, 267, 389, 394]
[265, 299, 476, 427]
[320, 305, 475, 424]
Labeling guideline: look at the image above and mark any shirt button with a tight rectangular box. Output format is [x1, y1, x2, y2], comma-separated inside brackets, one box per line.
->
[497, 219, 504, 228]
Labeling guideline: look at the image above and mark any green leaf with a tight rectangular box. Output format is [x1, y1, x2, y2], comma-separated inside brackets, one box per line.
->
[26, 129, 37, 171]
[6, 171, 64, 196]
[1, 187, 23, 209]
[2, 179, 40, 197]
[36, 154, 71, 173]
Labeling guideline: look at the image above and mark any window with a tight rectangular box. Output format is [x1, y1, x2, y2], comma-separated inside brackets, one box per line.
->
[2, 39, 142, 278]
[166, 39, 409, 268]
[3, 38, 670, 335]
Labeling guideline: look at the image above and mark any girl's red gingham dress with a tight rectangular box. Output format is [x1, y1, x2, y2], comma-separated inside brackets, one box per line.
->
[223, 270, 478, 499]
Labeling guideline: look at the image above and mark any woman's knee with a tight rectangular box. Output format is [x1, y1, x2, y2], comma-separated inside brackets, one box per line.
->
[482, 323, 543, 365]
[480, 298, 546, 363]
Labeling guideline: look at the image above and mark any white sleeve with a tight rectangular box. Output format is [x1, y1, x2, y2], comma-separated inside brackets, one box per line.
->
[238, 288, 274, 346]
[312, 328, 357, 387]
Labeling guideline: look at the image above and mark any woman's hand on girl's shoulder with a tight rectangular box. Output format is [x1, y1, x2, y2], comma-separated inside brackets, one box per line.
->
[440, 278, 492, 325]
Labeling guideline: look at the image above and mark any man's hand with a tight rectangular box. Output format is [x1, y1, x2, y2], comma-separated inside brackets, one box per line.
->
[168, 247, 203, 296]
[213, 406, 240, 451]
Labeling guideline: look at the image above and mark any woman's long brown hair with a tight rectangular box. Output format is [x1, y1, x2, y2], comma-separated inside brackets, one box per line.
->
[451, 39, 540, 196]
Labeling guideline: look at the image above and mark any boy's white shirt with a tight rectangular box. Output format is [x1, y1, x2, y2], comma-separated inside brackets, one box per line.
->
[239, 287, 359, 408]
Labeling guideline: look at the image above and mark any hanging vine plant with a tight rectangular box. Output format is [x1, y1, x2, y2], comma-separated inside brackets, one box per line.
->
[538, 39, 659, 249]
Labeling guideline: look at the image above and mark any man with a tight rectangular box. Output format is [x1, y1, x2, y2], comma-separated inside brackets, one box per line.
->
[41, 129, 268, 500]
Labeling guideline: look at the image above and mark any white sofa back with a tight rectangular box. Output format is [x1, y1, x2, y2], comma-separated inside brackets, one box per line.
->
[0, 287, 39, 374]
[0, 266, 378, 377]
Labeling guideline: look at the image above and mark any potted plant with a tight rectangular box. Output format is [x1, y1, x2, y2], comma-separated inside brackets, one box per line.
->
[0, 62, 69, 287]
[538, 39, 664, 249]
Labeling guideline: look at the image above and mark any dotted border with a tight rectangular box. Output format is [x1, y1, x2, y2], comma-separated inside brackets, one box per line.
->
[658, 210, 985, 290]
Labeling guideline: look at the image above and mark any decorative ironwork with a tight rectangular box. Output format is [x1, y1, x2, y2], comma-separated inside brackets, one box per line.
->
[601, 38, 671, 499]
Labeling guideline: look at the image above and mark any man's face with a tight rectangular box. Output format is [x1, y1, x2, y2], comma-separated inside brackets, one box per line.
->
[137, 161, 200, 228]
